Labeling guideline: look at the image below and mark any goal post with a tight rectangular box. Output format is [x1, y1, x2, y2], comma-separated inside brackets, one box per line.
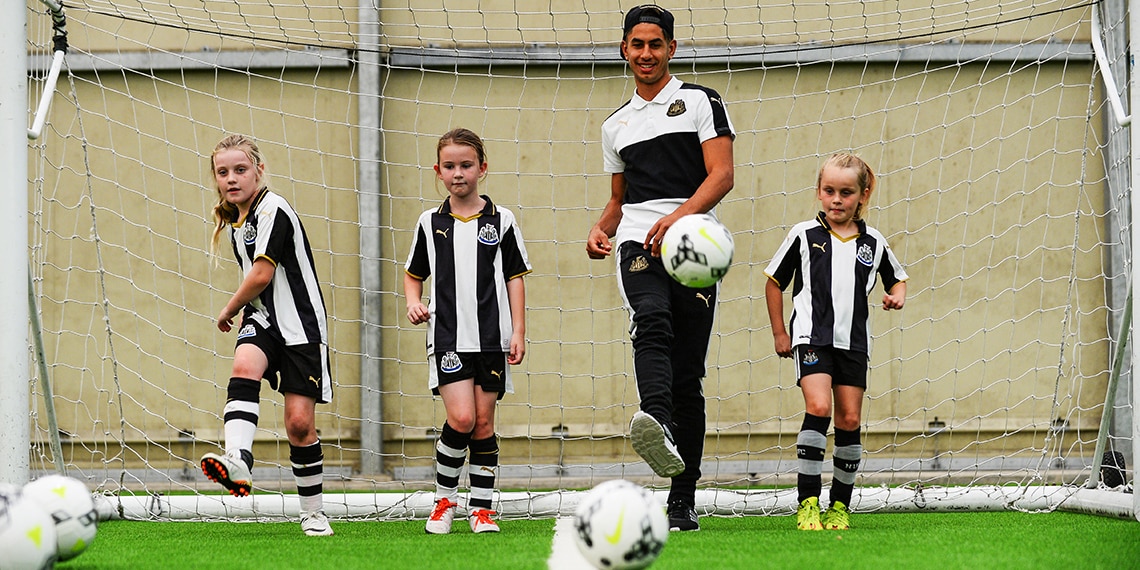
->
[1130, 0, 1140, 523]
[17, 0, 1140, 522]
[3, 0, 30, 486]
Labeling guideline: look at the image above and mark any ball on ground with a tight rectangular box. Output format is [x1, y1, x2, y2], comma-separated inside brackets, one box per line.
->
[573, 479, 668, 569]
[22, 474, 98, 561]
[0, 484, 58, 570]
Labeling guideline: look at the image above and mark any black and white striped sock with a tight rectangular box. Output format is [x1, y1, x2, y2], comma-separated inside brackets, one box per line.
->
[830, 427, 862, 507]
[467, 435, 499, 511]
[291, 440, 324, 514]
[223, 377, 260, 469]
[434, 422, 471, 501]
[797, 413, 831, 503]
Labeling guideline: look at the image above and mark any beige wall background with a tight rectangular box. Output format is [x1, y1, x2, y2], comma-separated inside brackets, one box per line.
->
[24, 0, 1111, 488]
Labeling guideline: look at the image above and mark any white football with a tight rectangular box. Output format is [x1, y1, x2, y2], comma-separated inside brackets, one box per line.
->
[0, 484, 58, 570]
[22, 475, 98, 561]
[573, 479, 668, 570]
[660, 213, 734, 288]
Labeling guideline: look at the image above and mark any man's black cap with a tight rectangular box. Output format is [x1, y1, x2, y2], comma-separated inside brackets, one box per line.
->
[623, 4, 674, 39]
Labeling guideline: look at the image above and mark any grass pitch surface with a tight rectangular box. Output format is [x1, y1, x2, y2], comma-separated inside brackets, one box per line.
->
[63, 510, 1140, 569]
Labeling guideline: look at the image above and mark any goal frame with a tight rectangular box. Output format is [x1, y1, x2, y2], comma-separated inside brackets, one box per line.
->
[10, 0, 1140, 522]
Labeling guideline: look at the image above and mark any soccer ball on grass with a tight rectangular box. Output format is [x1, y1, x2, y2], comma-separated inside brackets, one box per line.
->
[660, 213, 734, 288]
[0, 483, 58, 570]
[21, 474, 98, 561]
[573, 479, 668, 569]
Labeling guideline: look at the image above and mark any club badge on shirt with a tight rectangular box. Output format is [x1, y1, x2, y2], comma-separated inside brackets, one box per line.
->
[667, 99, 687, 117]
[243, 224, 257, 245]
[478, 223, 500, 246]
[857, 243, 875, 266]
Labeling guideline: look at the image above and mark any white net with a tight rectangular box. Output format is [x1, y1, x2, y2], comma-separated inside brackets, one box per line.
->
[22, 0, 1134, 519]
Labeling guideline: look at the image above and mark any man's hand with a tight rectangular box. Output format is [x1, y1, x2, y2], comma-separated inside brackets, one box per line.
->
[643, 212, 683, 257]
[586, 225, 614, 259]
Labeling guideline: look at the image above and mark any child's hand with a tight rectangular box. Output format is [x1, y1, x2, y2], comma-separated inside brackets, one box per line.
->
[217, 307, 238, 332]
[407, 302, 430, 325]
[773, 331, 793, 358]
[508, 331, 526, 365]
[882, 291, 905, 310]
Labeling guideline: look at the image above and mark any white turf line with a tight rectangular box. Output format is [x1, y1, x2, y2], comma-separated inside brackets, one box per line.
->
[548, 517, 594, 569]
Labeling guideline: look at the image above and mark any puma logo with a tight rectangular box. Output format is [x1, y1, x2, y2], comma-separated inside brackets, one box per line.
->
[811, 242, 827, 253]
[435, 228, 450, 238]
[618, 119, 629, 126]
[695, 292, 711, 308]
[308, 376, 319, 386]
[490, 370, 502, 379]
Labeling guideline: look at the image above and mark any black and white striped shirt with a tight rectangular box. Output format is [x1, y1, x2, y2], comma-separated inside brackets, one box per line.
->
[229, 188, 328, 346]
[765, 212, 907, 355]
[405, 196, 531, 356]
[602, 76, 735, 246]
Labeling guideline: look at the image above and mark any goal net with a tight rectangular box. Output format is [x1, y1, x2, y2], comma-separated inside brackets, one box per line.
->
[19, 0, 1137, 520]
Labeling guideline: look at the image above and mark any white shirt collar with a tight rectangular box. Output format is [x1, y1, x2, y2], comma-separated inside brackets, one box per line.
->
[630, 76, 683, 109]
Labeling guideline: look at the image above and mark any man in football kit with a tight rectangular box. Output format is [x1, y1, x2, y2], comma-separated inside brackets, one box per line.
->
[584, 4, 735, 532]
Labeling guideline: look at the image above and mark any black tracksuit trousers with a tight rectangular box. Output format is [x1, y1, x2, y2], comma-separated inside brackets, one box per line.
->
[617, 241, 717, 504]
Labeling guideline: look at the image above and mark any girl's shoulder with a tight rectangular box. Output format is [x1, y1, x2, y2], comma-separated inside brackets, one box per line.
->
[787, 218, 820, 235]
[254, 188, 295, 214]
[416, 205, 441, 222]
[861, 223, 890, 241]
[476, 197, 520, 225]
[493, 203, 518, 220]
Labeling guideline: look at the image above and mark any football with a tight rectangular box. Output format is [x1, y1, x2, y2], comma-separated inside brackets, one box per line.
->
[660, 213, 734, 288]
[0, 484, 58, 570]
[21, 474, 98, 561]
[573, 479, 668, 570]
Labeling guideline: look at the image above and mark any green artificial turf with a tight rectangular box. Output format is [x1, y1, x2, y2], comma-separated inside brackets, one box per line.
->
[60, 510, 1140, 570]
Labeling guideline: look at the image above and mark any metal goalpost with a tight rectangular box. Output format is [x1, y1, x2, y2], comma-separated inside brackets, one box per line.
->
[1, 0, 31, 486]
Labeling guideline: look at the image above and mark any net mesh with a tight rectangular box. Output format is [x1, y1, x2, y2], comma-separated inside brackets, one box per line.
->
[22, 0, 1132, 518]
